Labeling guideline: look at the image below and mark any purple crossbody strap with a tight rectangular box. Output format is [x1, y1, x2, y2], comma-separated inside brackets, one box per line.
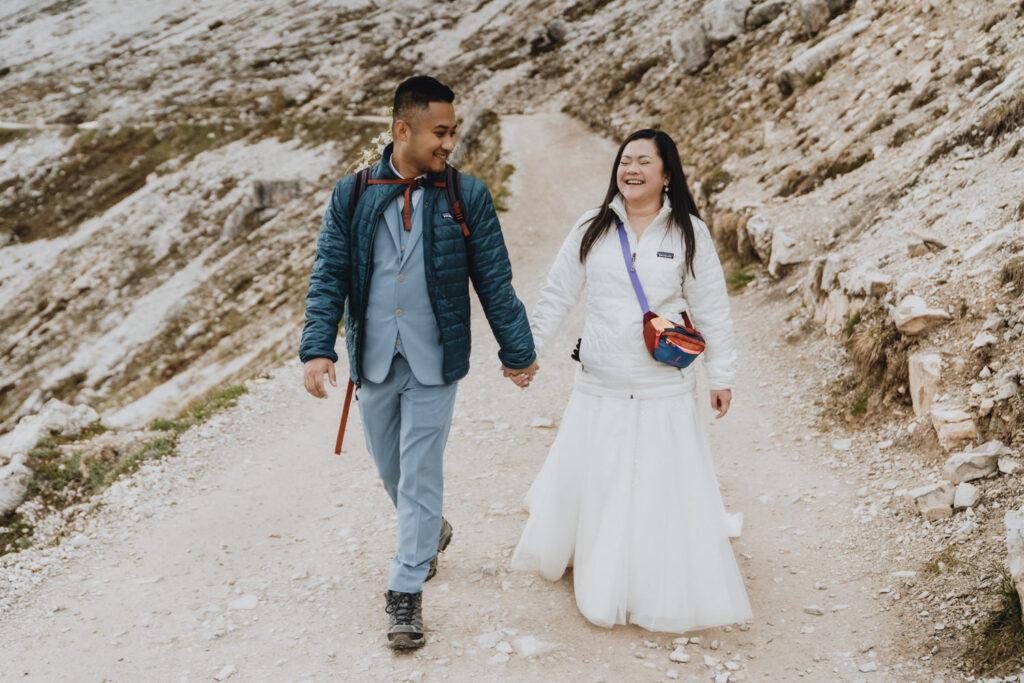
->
[616, 219, 650, 314]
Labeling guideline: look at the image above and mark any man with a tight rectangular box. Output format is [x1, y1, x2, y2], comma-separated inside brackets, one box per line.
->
[300, 76, 538, 650]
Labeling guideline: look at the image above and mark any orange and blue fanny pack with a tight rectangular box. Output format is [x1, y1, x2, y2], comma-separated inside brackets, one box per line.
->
[616, 219, 706, 369]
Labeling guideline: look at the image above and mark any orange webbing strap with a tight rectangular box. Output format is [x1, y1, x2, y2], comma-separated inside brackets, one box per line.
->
[334, 378, 356, 455]
[367, 178, 447, 232]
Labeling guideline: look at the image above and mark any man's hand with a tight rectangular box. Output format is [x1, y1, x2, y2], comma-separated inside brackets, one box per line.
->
[711, 389, 732, 419]
[502, 361, 539, 390]
[303, 358, 337, 398]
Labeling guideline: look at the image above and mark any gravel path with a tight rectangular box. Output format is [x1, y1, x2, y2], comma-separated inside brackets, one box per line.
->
[0, 113, 930, 682]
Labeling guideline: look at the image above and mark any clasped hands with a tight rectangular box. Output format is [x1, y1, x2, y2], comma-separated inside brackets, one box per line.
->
[502, 361, 539, 390]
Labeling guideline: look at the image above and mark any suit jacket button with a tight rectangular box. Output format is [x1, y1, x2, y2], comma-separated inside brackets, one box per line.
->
[396, 309, 403, 317]
[397, 274, 404, 282]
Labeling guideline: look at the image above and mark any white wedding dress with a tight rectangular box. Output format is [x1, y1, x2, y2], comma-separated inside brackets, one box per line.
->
[511, 195, 753, 633]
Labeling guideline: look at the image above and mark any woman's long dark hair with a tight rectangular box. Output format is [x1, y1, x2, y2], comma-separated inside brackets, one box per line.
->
[579, 129, 700, 276]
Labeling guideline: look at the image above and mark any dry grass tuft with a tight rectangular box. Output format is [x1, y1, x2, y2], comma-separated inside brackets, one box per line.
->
[1001, 256, 1024, 295]
[963, 569, 1024, 676]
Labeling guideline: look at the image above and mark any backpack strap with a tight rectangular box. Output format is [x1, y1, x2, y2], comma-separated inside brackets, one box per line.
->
[348, 167, 373, 219]
[444, 165, 471, 238]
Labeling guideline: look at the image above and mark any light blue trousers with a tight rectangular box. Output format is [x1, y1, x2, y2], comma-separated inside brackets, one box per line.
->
[357, 354, 458, 593]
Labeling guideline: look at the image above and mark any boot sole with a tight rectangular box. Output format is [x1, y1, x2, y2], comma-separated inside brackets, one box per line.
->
[388, 632, 426, 650]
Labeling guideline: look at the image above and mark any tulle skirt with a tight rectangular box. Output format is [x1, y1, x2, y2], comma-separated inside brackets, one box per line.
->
[511, 383, 753, 633]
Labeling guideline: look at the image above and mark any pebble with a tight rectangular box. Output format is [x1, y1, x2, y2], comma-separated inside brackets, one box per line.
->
[488, 652, 510, 665]
[859, 662, 878, 673]
[669, 647, 691, 663]
[804, 605, 824, 616]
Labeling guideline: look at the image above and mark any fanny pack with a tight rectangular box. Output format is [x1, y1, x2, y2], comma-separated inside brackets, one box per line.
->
[616, 219, 706, 368]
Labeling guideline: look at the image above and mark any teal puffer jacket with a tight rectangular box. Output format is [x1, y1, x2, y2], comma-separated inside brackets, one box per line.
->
[299, 146, 536, 385]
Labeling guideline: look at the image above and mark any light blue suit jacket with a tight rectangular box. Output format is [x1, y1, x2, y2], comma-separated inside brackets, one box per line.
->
[361, 193, 445, 386]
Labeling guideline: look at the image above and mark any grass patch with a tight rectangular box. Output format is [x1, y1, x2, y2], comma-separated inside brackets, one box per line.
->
[456, 110, 515, 213]
[889, 81, 912, 97]
[868, 112, 895, 133]
[922, 546, 963, 575]
[843, 310, 861, 340]
[823, 150, 874, 180]
[1, 123, 247, 244]
[726, 268, 756, 291]
[0, 126, 34, 145]
[910, 86, 939, 110]
[704, 167, 732, 193]
[104, 437, 175, 483]
[964, 569, 1024, 675]
[890, 124, 918, 148]
[1, 383, 248, 557]
[1000, 256, 1024, 295]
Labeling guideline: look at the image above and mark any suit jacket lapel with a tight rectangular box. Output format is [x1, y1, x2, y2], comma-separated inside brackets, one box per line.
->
[381, 197, 402, 252]
[402, 191, 430, 268]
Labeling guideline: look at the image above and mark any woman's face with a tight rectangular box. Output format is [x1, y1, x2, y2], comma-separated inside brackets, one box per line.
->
[616, 139, 669, 205]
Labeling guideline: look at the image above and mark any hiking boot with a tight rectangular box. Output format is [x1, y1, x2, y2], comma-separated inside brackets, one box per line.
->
[425, 516, 453, 583]
[385, 590, 425, 650]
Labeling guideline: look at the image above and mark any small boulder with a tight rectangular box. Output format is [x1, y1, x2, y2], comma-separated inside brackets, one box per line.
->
[744, 214, 773, 264]
[906, 482, 954, 520]
[797, 0, 854, 35]
[670, 23, 712, 74]
[971, 330, 998, 350]
[999, 456, 1022, 475]
[943, 441, 1011, 483]
[930, 403, 977, 451]
[746, 0, 788, 29]
[954, 482, 980, 509]
[891, 295, 950, 335]
[908, 353, 941, 418]
[0, 455, 33, 517]
[702, 0, 752, 45]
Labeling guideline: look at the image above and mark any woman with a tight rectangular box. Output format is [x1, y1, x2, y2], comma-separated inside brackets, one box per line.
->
[510, 129, 752, 633]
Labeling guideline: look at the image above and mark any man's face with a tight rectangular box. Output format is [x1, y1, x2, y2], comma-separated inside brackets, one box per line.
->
[394, 101, 457, 175]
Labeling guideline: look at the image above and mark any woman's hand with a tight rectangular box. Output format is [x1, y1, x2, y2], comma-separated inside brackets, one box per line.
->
[710, 389, 732, 419]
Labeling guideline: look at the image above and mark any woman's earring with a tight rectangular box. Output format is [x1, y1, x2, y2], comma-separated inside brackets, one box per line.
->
[662, 184, 669, 193]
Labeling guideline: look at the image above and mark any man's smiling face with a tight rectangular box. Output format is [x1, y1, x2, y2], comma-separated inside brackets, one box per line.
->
[394, 101, 457, 176]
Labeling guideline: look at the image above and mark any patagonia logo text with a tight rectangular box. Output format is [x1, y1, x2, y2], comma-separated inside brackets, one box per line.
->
[442, 212, 453, 219]
[657, 251, 675, 259]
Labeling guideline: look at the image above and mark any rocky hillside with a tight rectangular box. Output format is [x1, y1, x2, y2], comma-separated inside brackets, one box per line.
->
[1, 0, 1024, 674]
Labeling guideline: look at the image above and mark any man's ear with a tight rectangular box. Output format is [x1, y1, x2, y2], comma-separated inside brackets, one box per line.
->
[393, 119, 411, 143]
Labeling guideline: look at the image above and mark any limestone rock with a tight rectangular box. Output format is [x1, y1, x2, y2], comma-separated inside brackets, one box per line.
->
[0, 399, 100, 466]
[906, 482, 954, 520]
[775, 17, 872, 95]
[908, 353, 941, 418]
[1005, 510, 1024, 610]
[670, 23, 712, 74]
[768, 226, 807, 277]
[822, 290, 850, 336]
[943, 441, 1010, 483]
[746, 0, 788, 29]
[702, 0, 751, 45]
[971, 330, 998, 350]
[891, 295, 950, 335]
[744, 214, 773, 264]
[798, 0, 854, 35]
[954, 482, 980, 509]
[0, 454, 33, 516]
[930, 403, 977, 451]
[999, 457, 1022, 475]
[838, 267, 891, 298]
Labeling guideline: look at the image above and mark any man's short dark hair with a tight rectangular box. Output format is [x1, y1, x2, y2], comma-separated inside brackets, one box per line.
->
[393, 76, 455, 123]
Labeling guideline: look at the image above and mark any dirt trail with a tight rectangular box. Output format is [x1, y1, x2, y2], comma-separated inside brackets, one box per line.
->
[0, 113, 921, 682]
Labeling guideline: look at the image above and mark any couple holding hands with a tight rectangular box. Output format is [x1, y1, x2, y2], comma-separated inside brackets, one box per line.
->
[300, 76, 751, 650]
